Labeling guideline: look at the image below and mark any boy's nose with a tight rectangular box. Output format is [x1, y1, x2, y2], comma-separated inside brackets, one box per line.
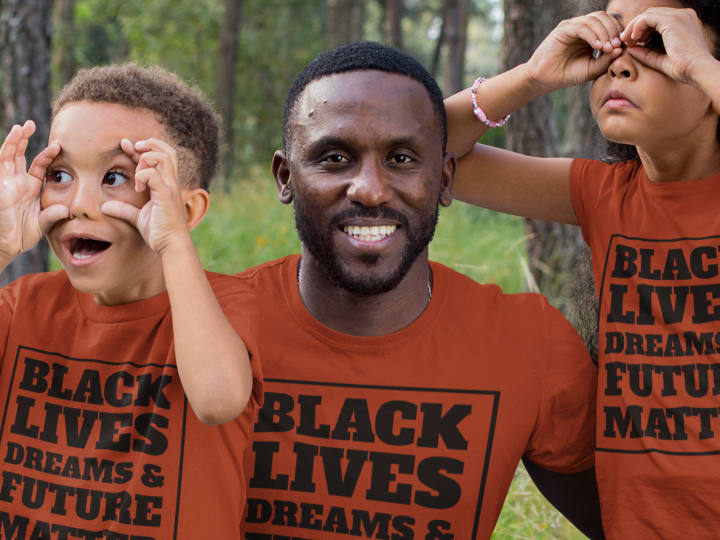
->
[346, 160, 393, 207]
[68, 181, 102, 219]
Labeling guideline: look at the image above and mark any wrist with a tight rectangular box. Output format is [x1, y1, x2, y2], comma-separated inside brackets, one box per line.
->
[686, 54, 720, 90]
[520, 61, 558, 96]
[158, 231, 196, 261]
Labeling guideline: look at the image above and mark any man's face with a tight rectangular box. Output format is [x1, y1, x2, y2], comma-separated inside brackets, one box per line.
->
[275, 70, 453, 295]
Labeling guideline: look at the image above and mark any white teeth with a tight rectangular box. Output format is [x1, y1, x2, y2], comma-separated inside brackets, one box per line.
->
[74, 253, 92, 260]
[343, 225, 397, 242]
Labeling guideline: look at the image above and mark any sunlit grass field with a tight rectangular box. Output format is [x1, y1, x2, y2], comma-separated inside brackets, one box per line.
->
[52, 172, 586, 538]
[192, 174, 586, 539]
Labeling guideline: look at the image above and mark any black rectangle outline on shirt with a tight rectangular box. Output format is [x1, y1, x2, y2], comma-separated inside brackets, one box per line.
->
[598, 234, 720, 456]
[261, 377, 501, 540]
[0, 345, 187, 539]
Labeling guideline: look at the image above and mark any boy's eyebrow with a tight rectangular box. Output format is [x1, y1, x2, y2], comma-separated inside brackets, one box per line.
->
[99, 145, 128, 161]
[609, 12, 624, 25]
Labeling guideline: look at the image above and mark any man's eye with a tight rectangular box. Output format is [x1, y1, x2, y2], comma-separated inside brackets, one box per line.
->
[390, 153, 414, 164]
[46, 170, 72, 184]
[103, 171, 128, 187]
[322, 154, 349, 164]
[645, 31, 665, 52]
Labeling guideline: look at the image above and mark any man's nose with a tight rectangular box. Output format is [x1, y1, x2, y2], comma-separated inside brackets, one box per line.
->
[346, 160, 393, 207]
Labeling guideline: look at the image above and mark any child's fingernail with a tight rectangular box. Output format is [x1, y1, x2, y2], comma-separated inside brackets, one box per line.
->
[595, 40, 603, 48]
[612, 37, 621, 47]
[135, 140, 148, 149]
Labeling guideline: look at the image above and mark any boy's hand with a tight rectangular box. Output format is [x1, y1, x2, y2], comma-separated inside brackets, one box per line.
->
[0, 120, 67, 263]
[101, 138, 191, 256]
[622, 7, 716, 88]
[526, 11, 623, 91]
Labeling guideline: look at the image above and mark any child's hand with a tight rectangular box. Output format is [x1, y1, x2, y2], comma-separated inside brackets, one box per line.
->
[622, 8, 715, 87]
[0, 121, 66, 263]
[101, 138, 191, 255]
[527, 11, 623, 90]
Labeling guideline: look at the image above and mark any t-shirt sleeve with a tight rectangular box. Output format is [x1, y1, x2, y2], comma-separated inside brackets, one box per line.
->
[569, 158, 594, 245]
[211, 279, 264, 416]
[0, 285, 15, 376]
[524, 301, 597, 473]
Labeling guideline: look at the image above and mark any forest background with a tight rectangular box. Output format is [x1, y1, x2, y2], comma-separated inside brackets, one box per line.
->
[1, 0, 603, 537]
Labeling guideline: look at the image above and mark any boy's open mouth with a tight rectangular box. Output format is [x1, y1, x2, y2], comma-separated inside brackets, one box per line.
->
[67, 237, 112, 260]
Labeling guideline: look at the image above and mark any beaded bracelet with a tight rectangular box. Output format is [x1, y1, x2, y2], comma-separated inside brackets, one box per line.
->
[471, 76, 510, 128]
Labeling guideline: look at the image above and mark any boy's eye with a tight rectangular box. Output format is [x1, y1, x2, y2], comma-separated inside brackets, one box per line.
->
[103, 171, 129, 187]
[46, 170, 72, 184]
[645, 31, 665, 52]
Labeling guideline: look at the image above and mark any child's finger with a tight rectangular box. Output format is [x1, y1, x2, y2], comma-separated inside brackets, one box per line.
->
[14, 121, 36, 171]
[28, 142, 61, 181]
[583, 13, 618, 51]
[626, 46, 669, 75]
[136, 151, 178, 189]
[0, 125, 23, 174]
[135, 138, 178, 169]
[100, 200, 142, 228]
[135, 167, 167, 194]
[38, 204, 70, 234]
[120, 138, 142, 164]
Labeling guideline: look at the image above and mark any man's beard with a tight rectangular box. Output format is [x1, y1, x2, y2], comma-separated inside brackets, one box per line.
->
[293, 199, 439, 296]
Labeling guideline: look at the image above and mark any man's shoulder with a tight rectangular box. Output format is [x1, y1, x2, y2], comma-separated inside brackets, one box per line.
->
[205, 255, 297, 301]
[432, 260, 553, 314]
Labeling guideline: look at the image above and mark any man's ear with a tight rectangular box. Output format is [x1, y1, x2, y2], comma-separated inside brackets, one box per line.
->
[272, 150, 294, 205]
[439, 151, 456, 207]
[182, 188, 210, 231]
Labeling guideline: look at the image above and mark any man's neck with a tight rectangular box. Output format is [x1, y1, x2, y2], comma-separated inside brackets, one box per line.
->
[297, 251, 433, 337]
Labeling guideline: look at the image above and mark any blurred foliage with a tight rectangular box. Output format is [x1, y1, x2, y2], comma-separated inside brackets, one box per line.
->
[60, 0, 505, 179]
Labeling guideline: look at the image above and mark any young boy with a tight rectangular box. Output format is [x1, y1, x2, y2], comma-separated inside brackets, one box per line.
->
[0, 64, 260, 539]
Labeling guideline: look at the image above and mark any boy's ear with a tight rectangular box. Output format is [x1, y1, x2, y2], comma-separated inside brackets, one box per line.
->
[182, 188, 210, 231]
[439, 151, 456, 207]
[272, 150, 294, 205]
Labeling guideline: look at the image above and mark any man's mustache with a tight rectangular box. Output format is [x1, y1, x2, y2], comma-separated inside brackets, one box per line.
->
[329, 207, 409, 229]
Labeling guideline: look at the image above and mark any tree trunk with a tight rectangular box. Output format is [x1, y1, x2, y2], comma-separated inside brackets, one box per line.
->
[384, 0, 403, 49]
[0, 0, 54, 285]
[501, 0, 584, 312]
[442, 0, 470, 95]
[51, 0, 75, 89]
[216, 0, 242, 188]
[327, 0, 366, 48]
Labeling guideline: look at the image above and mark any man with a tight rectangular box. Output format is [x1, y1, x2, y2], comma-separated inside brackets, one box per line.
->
[239, 41, 602, 539]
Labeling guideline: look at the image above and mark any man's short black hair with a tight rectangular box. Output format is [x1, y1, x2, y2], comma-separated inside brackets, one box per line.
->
[283, 41, 447, 153]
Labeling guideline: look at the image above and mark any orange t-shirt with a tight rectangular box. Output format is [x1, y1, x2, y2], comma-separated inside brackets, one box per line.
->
[239, 255, 596, 539]
[0, 270, 262, 539]
[571, 158, 720, 539]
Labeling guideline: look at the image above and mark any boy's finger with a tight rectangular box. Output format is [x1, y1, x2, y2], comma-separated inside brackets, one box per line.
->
[28, 142, 61, 181]
[0, 125, 22, 172]
[101, 200, 141, 228]
[14, 121, 36, 168]
[135, 167, 169, 193]
[39, 204, 70, 234]
[120, 138, 142, 164]
[135, 138, 178, 168]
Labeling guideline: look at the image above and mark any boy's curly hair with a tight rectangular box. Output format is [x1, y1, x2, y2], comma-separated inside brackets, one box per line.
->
[53, 63, 219, 190]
